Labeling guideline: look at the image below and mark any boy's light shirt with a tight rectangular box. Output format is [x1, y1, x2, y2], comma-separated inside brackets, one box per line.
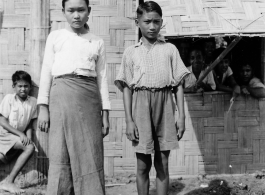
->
[115, 36, 190, 91]
[0, 94, 37, 133]
[184, 66, 216, 90]
[37, 29, 111, 110]
[213, 66, 233, 84]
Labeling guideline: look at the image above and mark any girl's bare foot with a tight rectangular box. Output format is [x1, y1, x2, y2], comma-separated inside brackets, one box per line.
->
[0, 181, 25, 194]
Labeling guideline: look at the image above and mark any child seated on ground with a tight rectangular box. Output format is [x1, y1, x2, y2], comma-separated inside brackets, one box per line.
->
[0, 71, 37, 194]
[238, 63, 265, 98]
[212, 48, 240, 96]
[184, 47, 216, 93]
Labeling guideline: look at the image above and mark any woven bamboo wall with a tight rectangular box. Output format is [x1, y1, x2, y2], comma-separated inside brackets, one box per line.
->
[152, 0, 265, 36]
[1, 0, 265, 186]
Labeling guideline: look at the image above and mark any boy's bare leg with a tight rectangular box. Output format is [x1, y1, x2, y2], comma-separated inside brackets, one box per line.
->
[154, 150, 170, 195]
[0, 142, 34, 194]
[136, 153, 152, 195]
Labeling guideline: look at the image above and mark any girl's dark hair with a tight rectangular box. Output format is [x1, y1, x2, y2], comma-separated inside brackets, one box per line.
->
[62, 0, 90, 29]
[62, 0, 89, 8]
[12, 71, 32, 86]
[136, 1, 162, 18]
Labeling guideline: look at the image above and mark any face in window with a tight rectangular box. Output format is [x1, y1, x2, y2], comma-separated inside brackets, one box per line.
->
[217, 58, 230, 74]
[179, 42, 190, 61]
[189, 49, 204, 72]
[204, 42, 215, 58]
[240, 64, 253, 83]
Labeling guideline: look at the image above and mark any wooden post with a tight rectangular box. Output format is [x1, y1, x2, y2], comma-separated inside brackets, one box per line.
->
[29, 0, 50, 95]
[29, 0, 50, 183]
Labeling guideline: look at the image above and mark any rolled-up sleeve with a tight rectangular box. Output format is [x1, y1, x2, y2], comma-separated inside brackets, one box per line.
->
[171, 46, 190, 86]
[37, 32, 55, 105]
[114, 48, 134, 92]
[96, 40, 111, 110]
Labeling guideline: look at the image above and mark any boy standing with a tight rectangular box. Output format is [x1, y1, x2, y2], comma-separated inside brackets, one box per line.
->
[0, 71, 37, 194]
[114, 1, 190, 194]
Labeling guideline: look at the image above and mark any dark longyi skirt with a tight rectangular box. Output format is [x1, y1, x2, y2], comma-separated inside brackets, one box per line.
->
[46, 76, 105, 195]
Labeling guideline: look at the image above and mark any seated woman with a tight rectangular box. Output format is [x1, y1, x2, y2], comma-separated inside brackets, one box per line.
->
[238, 63, 265, 98]
[184, 47, 216, 93]
[212, 48, 240, 96]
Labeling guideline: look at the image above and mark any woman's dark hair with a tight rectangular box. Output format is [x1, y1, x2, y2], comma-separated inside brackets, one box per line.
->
[62, 0, 90, 29]
[62, 0, 89, 8]
[12, 71, 32, 86]
[136, 1, 162, 18]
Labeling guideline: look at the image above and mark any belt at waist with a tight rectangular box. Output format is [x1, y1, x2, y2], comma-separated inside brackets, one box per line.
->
[54, 74, 95, 80]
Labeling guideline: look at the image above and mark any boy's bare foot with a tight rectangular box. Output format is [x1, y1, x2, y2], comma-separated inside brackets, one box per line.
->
[0, 181, 25, 194]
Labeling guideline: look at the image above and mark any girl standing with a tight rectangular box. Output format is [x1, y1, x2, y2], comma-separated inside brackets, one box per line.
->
[37, 0, 110, 194]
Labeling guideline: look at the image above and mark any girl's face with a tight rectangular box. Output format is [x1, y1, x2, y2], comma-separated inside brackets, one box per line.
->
[63, 0, 90, 29]
[217, 58, 230, 74]
[189, 50, 204, 71]
[13, 80, 31, 101]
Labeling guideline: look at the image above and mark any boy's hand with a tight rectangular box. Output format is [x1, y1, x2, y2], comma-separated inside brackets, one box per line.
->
[126, 121, 139, 142]
[102, 110, 109, 138]
[19, 133, 31, 146]
[176, 118, 185, 141]
[241, 86, 250, 95]
[233, 85, 241, 97]
[37, 105, 49, 133]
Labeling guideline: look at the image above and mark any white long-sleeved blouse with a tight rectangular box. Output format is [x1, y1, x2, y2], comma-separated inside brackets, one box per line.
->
[37, 29, 111, 110]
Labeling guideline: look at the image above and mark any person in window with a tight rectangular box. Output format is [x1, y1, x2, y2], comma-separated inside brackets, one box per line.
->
[184, 47, 216, 93]
[212, 48, 240, 96]
[238, 63, 265, 98]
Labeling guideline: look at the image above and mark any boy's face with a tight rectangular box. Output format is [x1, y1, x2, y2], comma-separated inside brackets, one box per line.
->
[217, 58, 230, 74]
[189, 50, 204, 71]
[240, 65, 253, 83]
[13, 80, 31, 101]
[135, 11, 163, 42]
[204, 42, 215, 57]
[63, 0, 90, 29]
[179, 42, 190, 60]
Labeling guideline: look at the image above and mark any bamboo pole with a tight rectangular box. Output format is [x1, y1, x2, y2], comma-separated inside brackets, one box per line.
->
[196, 36, 242, 85]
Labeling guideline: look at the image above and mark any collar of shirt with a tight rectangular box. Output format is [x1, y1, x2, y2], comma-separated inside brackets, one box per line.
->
[134, 34, 166, 48]
[14, 94, 30, 103]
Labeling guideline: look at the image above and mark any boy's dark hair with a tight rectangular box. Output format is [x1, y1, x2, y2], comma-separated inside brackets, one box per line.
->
[62, 0, 89, 8]
[189, 45, 205, 57]
[136, 1, 162, 18]
[12, 71, 32, 86]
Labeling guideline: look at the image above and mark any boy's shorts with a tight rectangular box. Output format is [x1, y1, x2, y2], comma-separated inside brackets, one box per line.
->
[132, 87, 179, 154]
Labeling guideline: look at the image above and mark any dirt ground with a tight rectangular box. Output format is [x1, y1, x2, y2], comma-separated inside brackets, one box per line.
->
[1, 171, 265, 195]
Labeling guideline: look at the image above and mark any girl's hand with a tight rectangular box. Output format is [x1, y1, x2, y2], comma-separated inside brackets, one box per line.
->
[19, 133, 31, 146]
[102, 110, 109, 138]
[176, 118, 185, 141]
[126, 121, 139, 142]
[37, 105, 49, 133]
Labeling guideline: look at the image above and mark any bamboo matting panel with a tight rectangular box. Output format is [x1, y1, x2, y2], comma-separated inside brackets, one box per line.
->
[109, 92, 265, 177]
[150, 0, 265, 36]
